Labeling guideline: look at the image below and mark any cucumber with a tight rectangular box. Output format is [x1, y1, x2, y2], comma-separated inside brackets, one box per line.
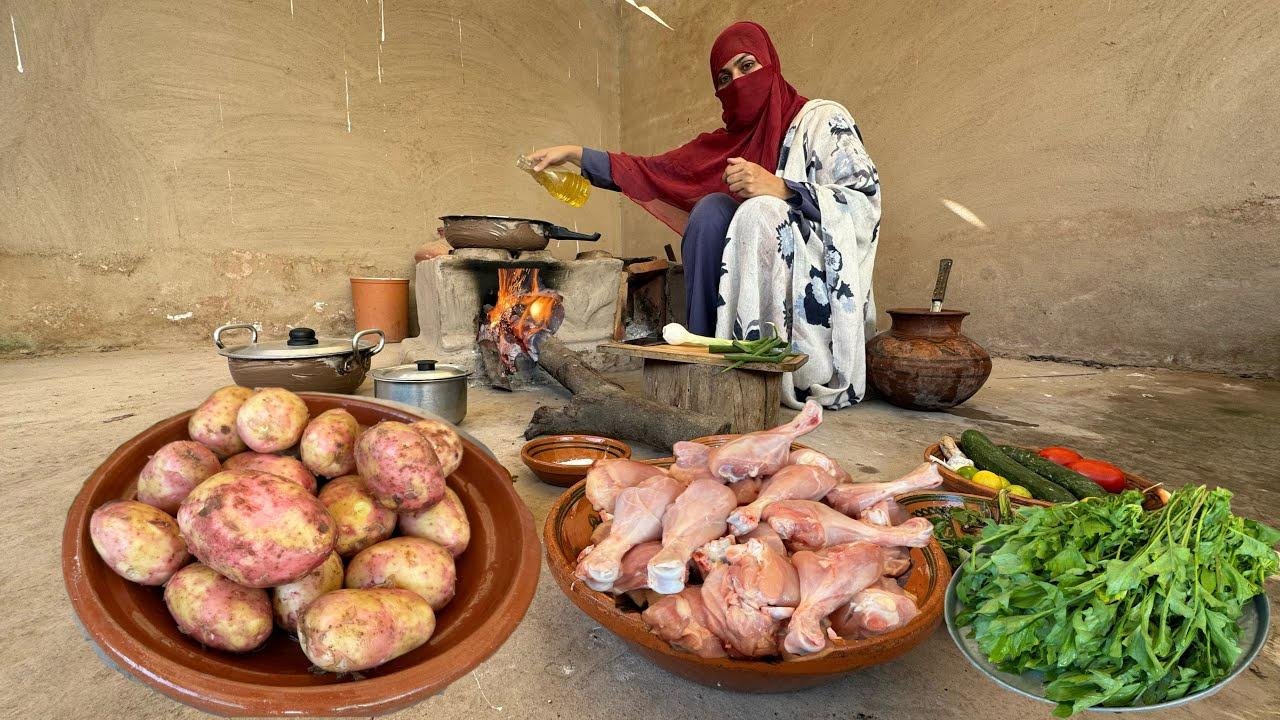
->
[959, 430, 1075, 503]
[997, 445, 1106, 499]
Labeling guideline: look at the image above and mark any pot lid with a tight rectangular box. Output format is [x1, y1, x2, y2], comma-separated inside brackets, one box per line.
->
[371, 360, 471, 383]
[214, 326, 386, 360]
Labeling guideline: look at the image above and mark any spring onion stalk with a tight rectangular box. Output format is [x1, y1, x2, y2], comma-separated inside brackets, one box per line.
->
[663, 323, 722, 347]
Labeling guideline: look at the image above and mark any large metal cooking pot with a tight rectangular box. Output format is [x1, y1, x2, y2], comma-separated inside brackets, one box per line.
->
[439, 214, 600, 252]
[371, 360, 471, 424]
[213, 324, 385, 394]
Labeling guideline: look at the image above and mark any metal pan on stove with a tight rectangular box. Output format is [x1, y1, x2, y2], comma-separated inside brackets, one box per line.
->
[439, 214, 601, 252]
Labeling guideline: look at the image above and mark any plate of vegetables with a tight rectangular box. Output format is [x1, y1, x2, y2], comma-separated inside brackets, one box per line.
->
[944, 485, 1277, 716]
[924, 430, 1169, 510]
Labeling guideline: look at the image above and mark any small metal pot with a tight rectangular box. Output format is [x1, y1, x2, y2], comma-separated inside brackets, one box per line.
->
[213, 324, 386, 394]
[371, 360, 471, 424]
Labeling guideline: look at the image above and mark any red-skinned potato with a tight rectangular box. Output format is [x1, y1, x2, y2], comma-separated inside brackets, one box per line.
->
[188, 386, 255, 458]
[223, 452, 317, 494]
[177, 469, 335, 588]
[300, 409, 360, 478]
[272, 551, 343, 634]
[136, 440, 222, 513]
[355, 422, 445, 512]
[318, 475, 397, 557]
[408, 419, 464, 476]
[236, 387, 309, 453]
[299, 588, 436, 673]
[164, 563, 272, 653]
[346, 536, 456, 610]
[398, 487, 470, 557]
[89, 500, 190, 585]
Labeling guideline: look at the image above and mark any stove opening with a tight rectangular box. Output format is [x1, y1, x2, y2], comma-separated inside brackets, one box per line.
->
[477, 268, 564, 383]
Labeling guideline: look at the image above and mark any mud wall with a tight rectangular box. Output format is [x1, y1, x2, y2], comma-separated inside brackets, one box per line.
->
[618, 1, 1280, 376]
[0, 0, 621, 353]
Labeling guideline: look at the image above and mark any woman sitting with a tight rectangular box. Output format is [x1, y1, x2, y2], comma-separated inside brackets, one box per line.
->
[530, 21, 880, 409]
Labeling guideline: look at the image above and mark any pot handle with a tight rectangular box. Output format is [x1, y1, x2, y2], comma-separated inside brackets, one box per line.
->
[213, 323, 258, 349]
[353, 328, 386, 356]
[544, 224, 601, 242]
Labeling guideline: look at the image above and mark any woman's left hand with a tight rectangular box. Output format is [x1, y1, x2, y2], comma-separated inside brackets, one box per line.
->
[724, 157, 793, 200]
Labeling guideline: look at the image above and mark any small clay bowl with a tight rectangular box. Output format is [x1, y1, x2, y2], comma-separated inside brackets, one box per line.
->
[63, 393, 541, 716]
[544, 482, 951, 692]
[521, 435, 632, 487]
[922, 443, 1170, 510]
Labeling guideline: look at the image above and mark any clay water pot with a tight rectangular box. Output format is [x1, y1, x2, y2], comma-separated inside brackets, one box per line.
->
[865, 308, 991, 410]
[351, 277, 410, 342]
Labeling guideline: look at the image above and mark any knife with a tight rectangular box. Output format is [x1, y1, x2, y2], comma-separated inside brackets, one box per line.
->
[931, 259, 952, 312]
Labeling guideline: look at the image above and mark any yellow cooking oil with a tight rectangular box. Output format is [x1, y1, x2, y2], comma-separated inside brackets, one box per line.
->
[516, 155, 591, 207]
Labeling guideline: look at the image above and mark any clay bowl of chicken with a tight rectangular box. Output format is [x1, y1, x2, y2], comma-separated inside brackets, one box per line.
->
[544, 401, 951, 692]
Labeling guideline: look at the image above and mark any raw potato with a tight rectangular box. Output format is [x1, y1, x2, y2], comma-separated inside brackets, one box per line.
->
[164, 563, 272, 652]
[300, 409, 361, 478]
[299, 588, 436, 673]
[223, 452, 318, 494]
[187, 386, 255, 458]
[408, 419, 464, 476]
[398, 487, 470, 557]
[136, 440, 222, 513]
[355, 422, 445, 512]
[319, 475, 397, 557]
[346, 537, 457, 610]
[272, 551, 344, 633]
[177, 469, 335, 588]
[89, 500, 190, 585]
[236, 387, 309, 453]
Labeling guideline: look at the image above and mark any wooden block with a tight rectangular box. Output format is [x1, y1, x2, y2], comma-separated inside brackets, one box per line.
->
[643, 360, 778, 433]
[600, 341, 807, 373]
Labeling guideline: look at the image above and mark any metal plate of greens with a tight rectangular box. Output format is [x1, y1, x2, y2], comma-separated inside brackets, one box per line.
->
[943, 486, 1277, 716]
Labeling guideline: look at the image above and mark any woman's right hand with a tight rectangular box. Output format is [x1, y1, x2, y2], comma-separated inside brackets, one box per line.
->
[528, 145, 583, 171]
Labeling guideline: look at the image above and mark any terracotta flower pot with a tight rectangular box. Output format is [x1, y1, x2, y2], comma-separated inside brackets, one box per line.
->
[350, 277, 409, 343]
[865, 308, 991, 411]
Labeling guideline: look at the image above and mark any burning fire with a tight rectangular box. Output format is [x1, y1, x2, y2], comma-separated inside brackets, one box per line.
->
[479, 268, 564, 373]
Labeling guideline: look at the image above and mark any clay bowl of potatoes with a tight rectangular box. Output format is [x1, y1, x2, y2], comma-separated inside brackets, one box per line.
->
[62, 389, 539, 716]
[543, 402, 951, 692]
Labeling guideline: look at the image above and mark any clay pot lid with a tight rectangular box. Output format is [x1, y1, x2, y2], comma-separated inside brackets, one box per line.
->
[372, 360, 471, 383]
[213, 325, 385, 360]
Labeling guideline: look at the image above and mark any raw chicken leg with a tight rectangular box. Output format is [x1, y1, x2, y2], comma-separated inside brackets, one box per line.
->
[668, 442, 719, 484]
[648, 479, 737, 594]
[700, 538, 800, 658]
[859, 500, 913, 576]
[613, 541, 663, 594]
[729, 476, 763, 505]
[824, 462, 942, 517]
[784, 542, 883, 655]
[641, 586, 727, 658]
[708, 400, 823, 482]
[829, 577, 920, 639]
[727, 464, 840, 536]
[584, 458, 667, 518]
[787, 448, 852, 483]
[764, 500, 935, 551]
[576, 474, 684, 591]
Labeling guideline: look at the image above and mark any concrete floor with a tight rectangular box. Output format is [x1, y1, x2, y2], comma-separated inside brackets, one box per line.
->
[2, 347, 1277, 719]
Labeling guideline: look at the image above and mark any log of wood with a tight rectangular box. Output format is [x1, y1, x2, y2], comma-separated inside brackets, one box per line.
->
[525, 337, 730, 449]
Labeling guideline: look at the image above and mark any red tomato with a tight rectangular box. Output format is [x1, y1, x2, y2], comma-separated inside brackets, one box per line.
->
[1067, 459, 1127, 493]
[1038, 446, 1082, 465]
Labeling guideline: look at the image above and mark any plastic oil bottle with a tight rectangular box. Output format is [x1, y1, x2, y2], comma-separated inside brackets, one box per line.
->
[516, 155, 591, 208]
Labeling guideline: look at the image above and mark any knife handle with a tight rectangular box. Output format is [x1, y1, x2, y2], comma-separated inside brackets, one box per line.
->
[932, 258, 953, 306]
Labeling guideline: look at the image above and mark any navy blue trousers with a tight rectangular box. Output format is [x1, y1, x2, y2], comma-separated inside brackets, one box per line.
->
[682, 193, 738, 336]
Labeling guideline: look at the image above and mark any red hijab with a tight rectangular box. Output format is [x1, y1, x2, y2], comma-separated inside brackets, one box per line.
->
[608, 22, 808, 233]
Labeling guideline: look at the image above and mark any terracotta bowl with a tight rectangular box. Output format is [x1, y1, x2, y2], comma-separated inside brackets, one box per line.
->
[543, 482, 951, 692]
[923, 443, 1170, 510]
[521, 435, 632, 488]
[62, 393, 540, 716]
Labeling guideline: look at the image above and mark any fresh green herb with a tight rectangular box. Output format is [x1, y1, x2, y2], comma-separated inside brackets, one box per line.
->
[956, 486, 1279, 716]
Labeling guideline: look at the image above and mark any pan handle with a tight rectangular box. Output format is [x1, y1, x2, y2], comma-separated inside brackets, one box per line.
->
[544, 224, 601, 242]
[213, 323, 258, 349]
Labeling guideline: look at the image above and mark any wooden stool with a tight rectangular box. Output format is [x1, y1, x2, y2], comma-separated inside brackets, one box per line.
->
[599, 342, 808, 433]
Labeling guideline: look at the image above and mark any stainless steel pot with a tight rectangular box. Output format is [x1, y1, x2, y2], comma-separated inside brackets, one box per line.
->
[371, 360, 470, 424]
[213, 324, 385, 394]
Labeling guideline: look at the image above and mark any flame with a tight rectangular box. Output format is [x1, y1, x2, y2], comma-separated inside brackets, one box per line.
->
[481, 268, 564, 372]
